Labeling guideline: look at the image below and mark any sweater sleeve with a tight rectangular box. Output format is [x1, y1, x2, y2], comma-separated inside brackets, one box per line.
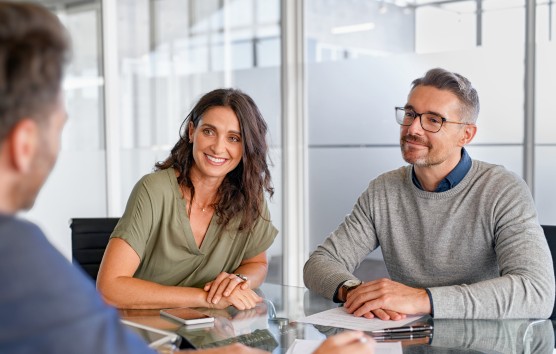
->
[429, 174, 555, 319]
[303, 185, 380, 299]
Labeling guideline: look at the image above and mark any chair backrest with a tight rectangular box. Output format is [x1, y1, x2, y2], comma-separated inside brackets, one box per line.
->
[541, 225, 556, 319]
[70, 218, 119, 281]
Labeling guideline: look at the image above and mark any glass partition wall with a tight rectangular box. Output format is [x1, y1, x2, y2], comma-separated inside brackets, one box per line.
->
[24, 0, 284, 281]
[306, 0, 556, 268]
[21, 0, 556, 283]
[114, 0, 283, 282]
[23, 0, 106, 259]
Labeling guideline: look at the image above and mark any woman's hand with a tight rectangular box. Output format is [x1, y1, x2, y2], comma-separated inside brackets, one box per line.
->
[204, 272, 250, 304]
[207, 287, 262, 310]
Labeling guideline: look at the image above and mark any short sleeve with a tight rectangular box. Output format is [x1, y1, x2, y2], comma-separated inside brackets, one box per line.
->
[111, 176, 155, 260]
[243, 198, 278, 259]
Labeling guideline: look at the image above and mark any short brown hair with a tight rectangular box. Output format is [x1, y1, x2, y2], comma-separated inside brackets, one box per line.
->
[0, 2, 70, 141]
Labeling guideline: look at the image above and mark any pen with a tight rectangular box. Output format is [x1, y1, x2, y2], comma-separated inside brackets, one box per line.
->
[372, 332, 432, 341]
[370, 324, 433, 334]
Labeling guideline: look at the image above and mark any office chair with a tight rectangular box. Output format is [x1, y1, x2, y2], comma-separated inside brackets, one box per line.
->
[541, 225, 556, 320]
[70, 217, 119, 281]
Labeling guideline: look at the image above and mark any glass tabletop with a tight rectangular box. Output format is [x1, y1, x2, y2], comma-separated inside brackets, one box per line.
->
[119, 282, 555, 353]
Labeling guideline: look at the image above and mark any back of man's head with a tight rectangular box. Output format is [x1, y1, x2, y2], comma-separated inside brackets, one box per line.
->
[411, 67, 480, 124]
[0, 1, 69, 143]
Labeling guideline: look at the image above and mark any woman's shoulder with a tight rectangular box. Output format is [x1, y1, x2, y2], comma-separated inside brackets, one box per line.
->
[134, 168, 178, 196]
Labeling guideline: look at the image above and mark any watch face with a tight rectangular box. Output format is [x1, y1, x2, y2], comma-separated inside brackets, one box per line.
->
[344, 280, 361, 288]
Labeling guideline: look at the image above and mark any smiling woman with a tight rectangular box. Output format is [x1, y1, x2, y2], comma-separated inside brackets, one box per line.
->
[96, 88, 278, 310]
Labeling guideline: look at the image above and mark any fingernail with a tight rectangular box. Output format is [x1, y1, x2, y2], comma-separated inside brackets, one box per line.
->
[224, 292, 229, 296]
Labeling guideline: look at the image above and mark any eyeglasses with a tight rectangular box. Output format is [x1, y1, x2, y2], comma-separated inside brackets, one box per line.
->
[395, 107, 468, 133]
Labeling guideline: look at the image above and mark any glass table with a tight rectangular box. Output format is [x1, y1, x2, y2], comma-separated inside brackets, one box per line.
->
[119, 283, 555, 353]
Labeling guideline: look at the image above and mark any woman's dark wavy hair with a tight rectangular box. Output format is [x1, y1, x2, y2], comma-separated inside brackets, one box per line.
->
[155, 88, 273, 232]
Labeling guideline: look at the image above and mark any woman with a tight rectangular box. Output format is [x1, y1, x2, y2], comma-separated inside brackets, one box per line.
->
[97, 88, 278, 310]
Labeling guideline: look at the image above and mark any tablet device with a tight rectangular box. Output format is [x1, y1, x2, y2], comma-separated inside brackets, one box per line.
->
[122, 319, 184, 349]
[160, 307, 215, 326]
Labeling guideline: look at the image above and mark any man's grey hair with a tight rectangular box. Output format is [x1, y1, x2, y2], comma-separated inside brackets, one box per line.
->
[411, 68, 480, 124]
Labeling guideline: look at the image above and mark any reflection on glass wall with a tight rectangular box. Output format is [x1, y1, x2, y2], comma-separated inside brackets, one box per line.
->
[116, 0, 283, 281]
[306, 0, 556, 262]
[535, 1, 556, 224]
[24, 0, 106, 259]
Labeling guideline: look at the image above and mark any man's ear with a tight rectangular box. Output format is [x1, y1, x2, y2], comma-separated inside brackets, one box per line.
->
[9, 119, 39, 173]
[459, 124, 477, 147]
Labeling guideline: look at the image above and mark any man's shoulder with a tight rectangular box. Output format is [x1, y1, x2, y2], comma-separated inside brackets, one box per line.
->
[471, 159, 523, 183]
[371, 166, 410, 185]
[0, 215, 43, 245]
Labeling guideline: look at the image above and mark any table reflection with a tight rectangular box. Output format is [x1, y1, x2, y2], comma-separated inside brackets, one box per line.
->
[119, 283, 555, 353]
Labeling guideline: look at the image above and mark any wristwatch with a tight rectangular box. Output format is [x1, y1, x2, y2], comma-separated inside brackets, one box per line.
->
[338, 279, 362, 302]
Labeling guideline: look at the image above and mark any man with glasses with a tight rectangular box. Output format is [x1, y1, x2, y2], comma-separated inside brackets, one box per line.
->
[304, 68, 554, 320]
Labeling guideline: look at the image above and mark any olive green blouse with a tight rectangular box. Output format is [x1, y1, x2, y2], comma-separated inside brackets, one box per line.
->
[111, 168, 278, 288]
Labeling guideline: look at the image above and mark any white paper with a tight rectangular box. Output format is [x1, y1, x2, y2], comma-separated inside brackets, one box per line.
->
[297, 306, 423, 331]
[285, 338, 402, 354]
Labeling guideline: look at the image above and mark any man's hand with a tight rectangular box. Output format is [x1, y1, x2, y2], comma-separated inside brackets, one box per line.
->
[344, 278, 430, 320]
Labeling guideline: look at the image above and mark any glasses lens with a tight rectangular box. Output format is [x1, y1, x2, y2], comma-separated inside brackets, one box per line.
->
[420, 113, 443, 132]
[396, 108, 414, 126]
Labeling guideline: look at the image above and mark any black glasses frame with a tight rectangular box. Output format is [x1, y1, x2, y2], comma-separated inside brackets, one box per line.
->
[395, 107, 468, 133]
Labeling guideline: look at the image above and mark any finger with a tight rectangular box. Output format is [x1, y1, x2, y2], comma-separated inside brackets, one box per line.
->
[207, 273, 229, 302]
[384, 309, 405, 320]
[232, 296, 247, 311]
[243, 290, 261, 309]
[345, 281, 382, 308]
[345, 294, 378, 314]
[236, 291, 256, 310]
[346, 287, 386, 314]
[204, 281, 213, 291]
[344, 281, 375, 307]
[223, 274, 242, 296]
[353, 298, 384, 317]
[363, 312, 375, 319]
[209, 278, 231, 304]
[211, 281, 231, 304]
[370, 308, 390, 320]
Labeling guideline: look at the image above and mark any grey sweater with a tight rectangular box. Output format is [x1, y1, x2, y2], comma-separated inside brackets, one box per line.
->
[304, 160, 555, 319]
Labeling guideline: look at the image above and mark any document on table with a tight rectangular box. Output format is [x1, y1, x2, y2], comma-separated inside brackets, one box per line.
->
[297, 306, 423, 331]
[285, 339, 402, 354]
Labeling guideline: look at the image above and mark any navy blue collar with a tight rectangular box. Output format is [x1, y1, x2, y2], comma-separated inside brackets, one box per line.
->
[412, 148, 471, 192]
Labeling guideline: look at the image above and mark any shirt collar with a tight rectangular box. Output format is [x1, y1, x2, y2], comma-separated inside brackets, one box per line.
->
[412, 148, 471, 192]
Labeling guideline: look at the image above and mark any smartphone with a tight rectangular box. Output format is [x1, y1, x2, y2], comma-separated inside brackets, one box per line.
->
[160, 307, 215, 326]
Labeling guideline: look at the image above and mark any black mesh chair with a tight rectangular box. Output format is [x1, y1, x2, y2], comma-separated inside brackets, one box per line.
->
[541, 225, 556, 319]
[70, 218, 119, 281]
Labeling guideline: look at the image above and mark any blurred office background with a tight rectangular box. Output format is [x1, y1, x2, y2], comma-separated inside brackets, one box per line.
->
[21, 0, 556, 286]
